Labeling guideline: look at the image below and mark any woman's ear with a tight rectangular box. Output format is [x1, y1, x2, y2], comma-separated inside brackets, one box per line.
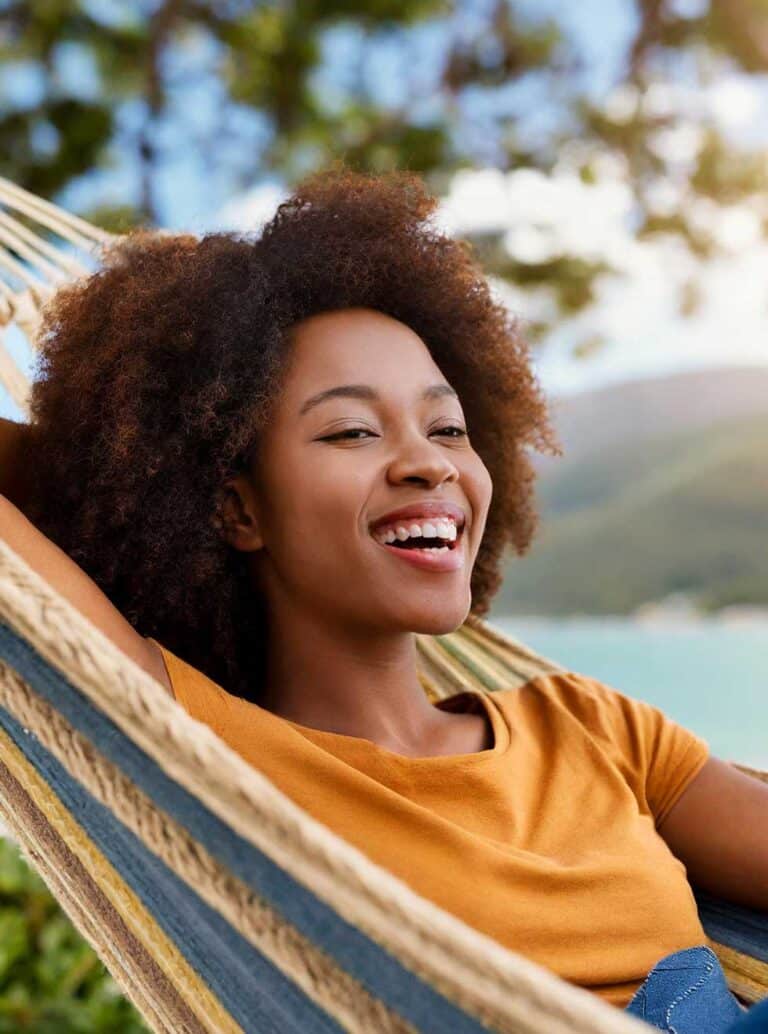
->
[214, 475, 264, 552]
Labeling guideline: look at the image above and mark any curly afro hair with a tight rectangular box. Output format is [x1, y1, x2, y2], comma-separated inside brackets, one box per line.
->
[25, 165, 561, 703]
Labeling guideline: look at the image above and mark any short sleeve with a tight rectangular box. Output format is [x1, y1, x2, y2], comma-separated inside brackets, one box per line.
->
[146, 637, 232, 733]
[552, 672, 710, 826]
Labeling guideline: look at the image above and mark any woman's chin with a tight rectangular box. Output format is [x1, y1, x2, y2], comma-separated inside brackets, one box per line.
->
[358, 581, 472, 635]
[400, 602, 472, 636]
[412, 617, 467, 636]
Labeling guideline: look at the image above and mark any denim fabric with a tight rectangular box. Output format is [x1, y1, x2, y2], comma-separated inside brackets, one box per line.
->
[625, 945, 749, 1033]
[726, 996, 768, 1032]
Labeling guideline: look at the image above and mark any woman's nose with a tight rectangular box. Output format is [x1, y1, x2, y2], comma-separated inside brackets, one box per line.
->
[385, 435, 460, 487]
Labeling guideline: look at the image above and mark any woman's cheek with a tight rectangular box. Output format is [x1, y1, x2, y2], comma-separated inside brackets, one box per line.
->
[475, 455, 494, 510]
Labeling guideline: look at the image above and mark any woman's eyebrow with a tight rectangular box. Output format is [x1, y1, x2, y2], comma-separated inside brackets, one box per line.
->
[298, 382, 458, 417]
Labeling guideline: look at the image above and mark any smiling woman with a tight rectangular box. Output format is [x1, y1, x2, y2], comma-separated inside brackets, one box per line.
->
[19, 167, 559, 707]
[208, 304, 497, 738]
[3, 165, 767, 1029]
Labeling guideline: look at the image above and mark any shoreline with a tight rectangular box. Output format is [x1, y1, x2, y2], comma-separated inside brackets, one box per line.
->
[493, 611, 768, 629]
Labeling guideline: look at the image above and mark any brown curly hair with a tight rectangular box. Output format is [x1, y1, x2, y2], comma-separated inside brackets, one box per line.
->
[25, 165, 561, 703]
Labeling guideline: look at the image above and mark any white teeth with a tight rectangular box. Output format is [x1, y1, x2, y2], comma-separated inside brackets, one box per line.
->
[437, 520, 457, 541]
[374, 517, 460, 546]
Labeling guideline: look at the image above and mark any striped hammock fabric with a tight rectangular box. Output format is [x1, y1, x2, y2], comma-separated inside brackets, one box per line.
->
[0, 539, 766, 1033]
[0, 178, 766, 1031]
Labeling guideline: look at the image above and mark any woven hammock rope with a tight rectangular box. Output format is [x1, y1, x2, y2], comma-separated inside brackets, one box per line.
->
[0, 538, 657, 1034]
[0, 180, 766, 1032]
[0, 175, 114, 415]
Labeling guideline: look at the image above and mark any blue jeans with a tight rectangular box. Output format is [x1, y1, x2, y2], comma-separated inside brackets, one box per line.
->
[625, 946, 768, 1032]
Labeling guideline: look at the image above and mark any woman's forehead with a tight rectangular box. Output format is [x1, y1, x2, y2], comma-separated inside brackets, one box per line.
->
[285, 308, 442, 384]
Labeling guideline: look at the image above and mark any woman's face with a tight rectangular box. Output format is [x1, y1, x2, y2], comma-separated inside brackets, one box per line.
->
[227, 306, 493, 637]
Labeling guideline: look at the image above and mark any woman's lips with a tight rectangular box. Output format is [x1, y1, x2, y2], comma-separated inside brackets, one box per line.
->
[371, 528, 466, 572]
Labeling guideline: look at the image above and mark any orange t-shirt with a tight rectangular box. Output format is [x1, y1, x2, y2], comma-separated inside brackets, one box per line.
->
[149, 638, 710, 1008]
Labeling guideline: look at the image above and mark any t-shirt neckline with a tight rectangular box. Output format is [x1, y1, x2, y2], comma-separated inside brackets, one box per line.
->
[149, 636, 513, 764]
[281, 688, 510, 764]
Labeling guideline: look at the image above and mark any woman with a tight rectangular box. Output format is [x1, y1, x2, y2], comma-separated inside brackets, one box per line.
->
[1, 167, 767, 1032]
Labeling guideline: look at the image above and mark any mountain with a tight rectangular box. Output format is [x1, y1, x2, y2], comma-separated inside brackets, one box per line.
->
[535, 365, 768, 468]
[492, 366, 768, 616]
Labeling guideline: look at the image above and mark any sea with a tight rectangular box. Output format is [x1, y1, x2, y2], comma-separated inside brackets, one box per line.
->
[490, 615, 768, 771]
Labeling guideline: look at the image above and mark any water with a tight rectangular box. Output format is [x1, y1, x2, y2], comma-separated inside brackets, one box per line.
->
[490, 615, 768, 770]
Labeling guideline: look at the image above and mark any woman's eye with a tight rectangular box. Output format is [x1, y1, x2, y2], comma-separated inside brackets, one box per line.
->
[321, 425, 467, 441]
[435, 425, 468, 438]
[322, 429, 375, 441]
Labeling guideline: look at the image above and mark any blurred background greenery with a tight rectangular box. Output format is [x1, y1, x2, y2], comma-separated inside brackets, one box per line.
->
[1, 0, 767, 1025]
[0, 837, 148, 1031]
[3, 0, 768, 336]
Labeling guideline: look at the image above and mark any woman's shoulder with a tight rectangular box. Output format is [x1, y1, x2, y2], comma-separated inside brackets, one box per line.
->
[494, 669, 709, 790]
[495, 668, 618, 708]
[145, 637, 233, 718]
[143, 637, 175, 698]
[493, 669, 654, 743]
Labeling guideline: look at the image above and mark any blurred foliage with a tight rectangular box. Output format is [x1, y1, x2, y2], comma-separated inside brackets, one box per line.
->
[0, 836, 148, 1032]
[1, 1, 768, 342]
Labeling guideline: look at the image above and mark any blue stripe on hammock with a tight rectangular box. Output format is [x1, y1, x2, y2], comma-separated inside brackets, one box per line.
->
[0, 701, 341, 1034]
[0, 698, 343, 1029]
[694, 889, 768, 965]
[0, 621, 492, 1034]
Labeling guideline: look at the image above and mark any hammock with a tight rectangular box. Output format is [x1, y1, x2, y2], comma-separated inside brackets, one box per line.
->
[0, 182, 766, 1033]
[0, 175, 114, 417]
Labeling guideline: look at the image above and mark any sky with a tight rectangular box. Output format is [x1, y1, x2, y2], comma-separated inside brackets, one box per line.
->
[1, 0, 767, 420]
[208, 160, 768, 399]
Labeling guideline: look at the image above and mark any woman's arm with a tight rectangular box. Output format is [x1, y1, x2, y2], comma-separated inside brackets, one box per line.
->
[0, 417, 35, 514]
[657, 755, 768, 910]
[0, 493, 173, 698]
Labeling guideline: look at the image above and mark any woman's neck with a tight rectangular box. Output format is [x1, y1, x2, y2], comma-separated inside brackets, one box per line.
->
[258, 609, 462, 753]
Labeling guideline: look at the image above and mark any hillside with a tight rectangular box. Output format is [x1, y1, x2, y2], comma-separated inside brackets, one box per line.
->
[536, 365, 768, 467]
[492, 367, 768, 616]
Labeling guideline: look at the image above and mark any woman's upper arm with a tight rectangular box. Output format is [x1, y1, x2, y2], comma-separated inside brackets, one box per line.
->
[657, 754, 768, 911]
[0, 494, 173, 698]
